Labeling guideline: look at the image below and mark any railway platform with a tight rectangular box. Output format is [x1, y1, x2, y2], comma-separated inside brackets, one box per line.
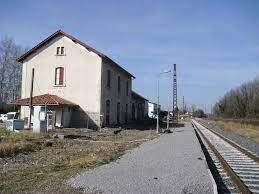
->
[69, 122, 216, 194]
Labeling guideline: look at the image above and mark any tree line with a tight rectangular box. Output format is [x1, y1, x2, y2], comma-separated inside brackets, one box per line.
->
[213, 78, 259, 118]
[0, 36, 24, 112]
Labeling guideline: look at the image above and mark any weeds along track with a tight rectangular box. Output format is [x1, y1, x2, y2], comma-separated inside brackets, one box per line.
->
[192, 119, 259, 194]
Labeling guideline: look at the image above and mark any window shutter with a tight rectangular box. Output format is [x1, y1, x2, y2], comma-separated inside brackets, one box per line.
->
[61, 47, 64, 55]
[57, 47, 60, 55]
[55, 68, 57, 85]
[59, 67, 64, 85]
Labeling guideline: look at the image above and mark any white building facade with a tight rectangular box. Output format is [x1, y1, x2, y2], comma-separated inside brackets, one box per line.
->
[148, 102, 161, 119]
[17, 30, 135, 128]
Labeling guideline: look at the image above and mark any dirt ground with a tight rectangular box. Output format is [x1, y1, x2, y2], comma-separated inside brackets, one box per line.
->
[0, 124, 158, 193]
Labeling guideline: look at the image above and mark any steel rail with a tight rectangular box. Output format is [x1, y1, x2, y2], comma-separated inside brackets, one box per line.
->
[192, 120, 252, 194]
[198, 120, 259, 164]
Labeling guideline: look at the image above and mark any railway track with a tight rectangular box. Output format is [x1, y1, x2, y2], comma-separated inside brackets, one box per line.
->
[192, 119, 259, 194]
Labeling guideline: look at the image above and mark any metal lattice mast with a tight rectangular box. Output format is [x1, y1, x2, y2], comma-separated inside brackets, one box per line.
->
[172, 64, 178, 124]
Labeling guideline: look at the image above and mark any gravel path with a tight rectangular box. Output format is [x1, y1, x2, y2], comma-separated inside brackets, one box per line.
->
[69, 123, 214, 194]
[200, 120, 259, 156]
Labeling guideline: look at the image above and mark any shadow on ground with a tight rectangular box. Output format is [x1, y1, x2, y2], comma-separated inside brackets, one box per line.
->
[106, 119, 186, 131]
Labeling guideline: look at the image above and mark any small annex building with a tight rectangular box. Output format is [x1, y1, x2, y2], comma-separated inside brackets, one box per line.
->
[10, 94, 76, 129]
[131, 91, 148, 121]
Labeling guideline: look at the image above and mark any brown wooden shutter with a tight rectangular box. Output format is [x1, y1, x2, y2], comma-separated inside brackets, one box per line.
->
[59, 67, 64, 85]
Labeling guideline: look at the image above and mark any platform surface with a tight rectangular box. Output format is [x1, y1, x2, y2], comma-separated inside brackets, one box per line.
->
[69, 122, 214, 194]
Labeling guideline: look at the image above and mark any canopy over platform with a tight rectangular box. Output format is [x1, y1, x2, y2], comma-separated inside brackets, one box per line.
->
[9, 94, 77, 107]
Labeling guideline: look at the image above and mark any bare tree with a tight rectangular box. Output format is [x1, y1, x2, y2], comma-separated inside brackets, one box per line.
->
[213, 78, 259, 119]
[0, 36, 23, 111]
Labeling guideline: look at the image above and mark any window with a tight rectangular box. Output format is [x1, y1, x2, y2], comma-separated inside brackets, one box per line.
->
[126, 81, 129, 96]
[117, 102, 120, 124]
[137, 103, 142, 120]
[118, 76, 121, 92]
[132, 103, 135, 120]
[107, 70, 111, 88]
[56, 47, 60, 55]
[55, 67, 64, 85]
[61, 47, 65, 55]
[56, 47, 65, 55]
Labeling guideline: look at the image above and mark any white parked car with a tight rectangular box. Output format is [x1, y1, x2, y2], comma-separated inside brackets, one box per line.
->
[5, 112, 24, 132]
[6, 112, 19, 120]
[0, 114, 8, 122]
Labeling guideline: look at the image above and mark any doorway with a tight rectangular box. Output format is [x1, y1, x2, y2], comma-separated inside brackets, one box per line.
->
[106, 100, 110, 125]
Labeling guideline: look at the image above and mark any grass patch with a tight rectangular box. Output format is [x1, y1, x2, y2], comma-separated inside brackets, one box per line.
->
[205, 118, 259, 142]
[95, 151, 123, 167]
[0, 129, 46, 157]
[51, 162, 68, 172]
[0, 127, 158, 193]
[0, 128, 11, 136]
[0, 142, 36, 157]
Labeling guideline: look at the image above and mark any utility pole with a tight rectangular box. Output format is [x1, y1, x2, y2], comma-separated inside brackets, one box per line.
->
[156, 68, 171, 133]
[172, 64, 178, 126]
[156, 79, 159, 133]
[169, 106, 171, 130]
[182, 96, 185, 114]
[28, 68, 34, 129]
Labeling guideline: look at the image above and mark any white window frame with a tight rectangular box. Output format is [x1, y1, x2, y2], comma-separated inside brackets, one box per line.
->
[54, 67, 65, 86]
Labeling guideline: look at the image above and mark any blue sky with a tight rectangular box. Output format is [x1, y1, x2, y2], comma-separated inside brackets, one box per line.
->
[1, 0, 259, 112]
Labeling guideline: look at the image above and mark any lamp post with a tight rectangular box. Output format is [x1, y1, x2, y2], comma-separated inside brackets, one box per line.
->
[156, 79, 160, 133]
[156, 69, 171, 133]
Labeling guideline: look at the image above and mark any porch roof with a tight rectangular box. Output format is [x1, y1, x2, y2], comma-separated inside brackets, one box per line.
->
[9, 94, 77, 106]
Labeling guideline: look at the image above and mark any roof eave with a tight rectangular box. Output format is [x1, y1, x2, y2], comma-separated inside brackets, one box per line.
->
[17, 30, 135, 79]
[132, 91, 148, 101]
[104, 57, 135, 79]
[17, 30, 62, 62]
[8, 102, 76, 107]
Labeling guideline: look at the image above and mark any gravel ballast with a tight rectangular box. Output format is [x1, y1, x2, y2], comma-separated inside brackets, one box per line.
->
[200, 120, 259, 156]
[69, 123, 214, 194]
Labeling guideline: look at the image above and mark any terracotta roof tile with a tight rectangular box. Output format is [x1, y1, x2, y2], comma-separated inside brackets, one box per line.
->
[9, 94, 77, 106]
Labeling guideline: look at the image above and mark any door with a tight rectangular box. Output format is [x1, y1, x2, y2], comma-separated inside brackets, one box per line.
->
[106, 100, 110, 125]
[47, 112, 53, 131]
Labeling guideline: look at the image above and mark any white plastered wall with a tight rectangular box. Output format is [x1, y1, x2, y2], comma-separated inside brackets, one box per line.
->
[20, 35, 102, 127]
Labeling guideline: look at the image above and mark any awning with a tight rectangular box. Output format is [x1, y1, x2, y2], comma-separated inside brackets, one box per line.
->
[9, 94, 77, 106]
